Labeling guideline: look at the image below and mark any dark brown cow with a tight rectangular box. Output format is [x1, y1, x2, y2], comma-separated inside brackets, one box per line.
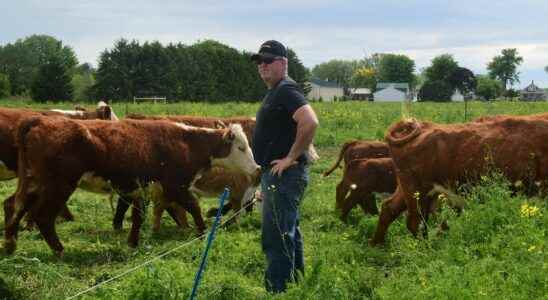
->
[336, 158, 397, 222]
[4, 116, 259, 256]
[323, 140, 389, 177]
[371, 115, 548, 245]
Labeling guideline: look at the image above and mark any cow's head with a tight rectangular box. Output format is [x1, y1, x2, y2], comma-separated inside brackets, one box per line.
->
[96, 101, 119, 121]
[211, 124, 260, 180]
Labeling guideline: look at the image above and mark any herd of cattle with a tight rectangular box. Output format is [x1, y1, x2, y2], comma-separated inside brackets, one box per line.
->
[1, 102, 547, 257]
[327, 112, 548, 245]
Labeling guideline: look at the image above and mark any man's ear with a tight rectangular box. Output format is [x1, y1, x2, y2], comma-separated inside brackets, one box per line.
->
[215, 120, 227, 129]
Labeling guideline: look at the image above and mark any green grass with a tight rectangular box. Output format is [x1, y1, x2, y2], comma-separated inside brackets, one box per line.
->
[0, 99, 546, 299]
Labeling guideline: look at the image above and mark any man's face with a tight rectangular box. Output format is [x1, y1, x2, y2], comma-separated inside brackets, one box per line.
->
[256, 56, 285, 86]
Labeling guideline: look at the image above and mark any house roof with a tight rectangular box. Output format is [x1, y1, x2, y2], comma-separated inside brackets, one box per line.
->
[309, 77, 342, 88]
[521, 81, 543, 93]
[376, 82, 409, 92]
[351, 88, 371, 94]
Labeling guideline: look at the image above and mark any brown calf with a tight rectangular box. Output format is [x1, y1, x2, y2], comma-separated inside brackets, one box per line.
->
[323, 140, 389, 177]
[336, 158, 397, 222]
[4, 117, 259, 256]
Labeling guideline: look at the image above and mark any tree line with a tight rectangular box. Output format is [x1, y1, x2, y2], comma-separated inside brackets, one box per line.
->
[310, 49, 527, 101]
[0, 34, 532, 102]
[0, 35, 309, 102]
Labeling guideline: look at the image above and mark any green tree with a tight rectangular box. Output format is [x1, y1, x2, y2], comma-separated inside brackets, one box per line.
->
[418, 80, 453, 102]
[487, 48, 523, 91]
[0, 73, 10, 98]
[376, 54, 416, 87]
[351, 66, 377, 91]
[311, 59, 357, 92]
[0, 35, 77, 95]
[424, 54, 459, 86]
[476, 75, 502, 101]
[545, 66, 548, 73]
[448, 67, 477, 95]
[287, 48, 310, 96]
[30, 54, 74, 102]
[71, 63, 96, 101]
[93, 38, 141, 100]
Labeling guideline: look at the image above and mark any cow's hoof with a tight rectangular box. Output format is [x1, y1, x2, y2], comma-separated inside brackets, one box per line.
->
[368, 238, 384, 247]
[127, 238, 139, 248]
[206, 208, 218, 218]
[54, 250, 64, 259]
[4, 240, 16, 255]
[113, 222, 123, 231]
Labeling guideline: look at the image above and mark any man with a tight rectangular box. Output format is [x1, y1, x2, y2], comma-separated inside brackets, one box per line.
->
[251, 40, 319, 293]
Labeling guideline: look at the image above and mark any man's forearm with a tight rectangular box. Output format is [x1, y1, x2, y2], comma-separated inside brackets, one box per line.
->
[287, 121, 318, 161]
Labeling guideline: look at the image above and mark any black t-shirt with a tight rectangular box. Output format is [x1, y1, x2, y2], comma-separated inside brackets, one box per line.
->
[253, 79, 308, 168]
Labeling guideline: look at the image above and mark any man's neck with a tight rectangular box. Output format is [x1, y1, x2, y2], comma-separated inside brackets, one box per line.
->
[266, 77, 284, 89]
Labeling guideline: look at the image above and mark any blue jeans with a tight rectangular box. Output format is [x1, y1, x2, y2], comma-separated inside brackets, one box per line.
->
[261, 163, 309, 293]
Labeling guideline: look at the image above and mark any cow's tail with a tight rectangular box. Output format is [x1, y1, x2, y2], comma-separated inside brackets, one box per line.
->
[15, 117, 42, 177]
[385, 119, 422, 146]
[323, 141, 356, 177]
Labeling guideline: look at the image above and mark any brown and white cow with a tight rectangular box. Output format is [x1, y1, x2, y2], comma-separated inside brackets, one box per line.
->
[117, 113, 318, 230]
[323, 140, 389, 177]
[371, 115, 548, 245]
[1, 103, 118, 226]
[4, 116, 259, 256]
[336, 158, 397, 222]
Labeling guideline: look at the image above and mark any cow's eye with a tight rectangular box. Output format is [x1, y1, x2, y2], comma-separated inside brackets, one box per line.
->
[238, 146, 246, 152]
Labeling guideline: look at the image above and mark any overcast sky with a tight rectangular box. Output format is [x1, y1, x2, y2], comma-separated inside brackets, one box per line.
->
[2, 0, 547, 88]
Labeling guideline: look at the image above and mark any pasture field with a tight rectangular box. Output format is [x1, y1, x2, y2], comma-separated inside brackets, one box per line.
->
[0, 99, 546, 299]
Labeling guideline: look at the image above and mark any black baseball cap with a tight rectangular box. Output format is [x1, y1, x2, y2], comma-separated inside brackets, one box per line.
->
[251, 40, 287, 62]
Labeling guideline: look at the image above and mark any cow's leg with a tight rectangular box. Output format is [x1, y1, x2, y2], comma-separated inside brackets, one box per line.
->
[370, 187, 407, 246]
[206, 203, 233, 218]
[127, 196, 144, 248]
[358, 193, 378, 215]
[59, 203, 75, 222]
[113, 194, 131, 231]
[3, 193, 16, 231]
[176, 190, 206, 235]
[152, 196, 165, 233]
[31, 182, 74, 257]
[405, 191, 421, 238]
[340, 190, 359, 222]
[165, 204, 189, 228]
[151, 197, 188, 232]
[335, 180, 349, 212]
[4, 188, 37, 255]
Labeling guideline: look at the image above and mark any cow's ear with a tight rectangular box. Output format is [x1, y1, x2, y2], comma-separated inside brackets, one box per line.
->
[214, 120, 227, 129]
[222, 129, 235, 143]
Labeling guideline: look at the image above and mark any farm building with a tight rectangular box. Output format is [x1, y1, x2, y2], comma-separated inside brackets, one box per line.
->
[520, 81, 547, 101]
[308, 78, 344, 102]
[373, 82, 410, 102]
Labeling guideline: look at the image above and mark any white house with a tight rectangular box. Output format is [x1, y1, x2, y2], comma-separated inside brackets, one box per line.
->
[451, 89, 464, 102]
[520, 81, 547, 101]
[373, 82, 409, 102]
[308, 78, 344, 102]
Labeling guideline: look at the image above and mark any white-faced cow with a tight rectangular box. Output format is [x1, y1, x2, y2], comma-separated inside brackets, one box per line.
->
[4, 116, 259, 256]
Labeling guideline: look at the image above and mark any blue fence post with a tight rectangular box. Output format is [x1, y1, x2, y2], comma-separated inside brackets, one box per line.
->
[189, 187, 230, 300]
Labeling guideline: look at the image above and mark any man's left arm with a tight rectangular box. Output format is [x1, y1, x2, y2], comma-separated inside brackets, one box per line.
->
[270, 104, 319, 176]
